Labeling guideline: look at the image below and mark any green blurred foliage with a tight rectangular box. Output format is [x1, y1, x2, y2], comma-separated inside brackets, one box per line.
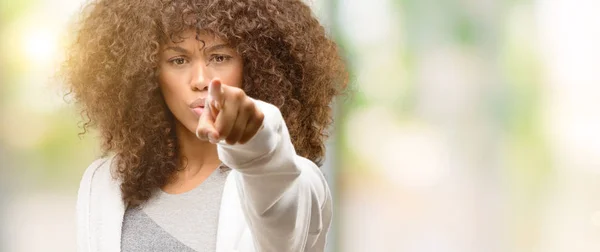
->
[1, 0, 100, 191]
[0, 0, 36, 24]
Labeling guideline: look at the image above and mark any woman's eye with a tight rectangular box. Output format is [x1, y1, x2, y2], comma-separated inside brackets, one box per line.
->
[210, 55, 231, 64]
[169, 58, 187, 65]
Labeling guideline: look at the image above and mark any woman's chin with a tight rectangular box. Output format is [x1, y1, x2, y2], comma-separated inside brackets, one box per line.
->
[173, 119, 198, 137]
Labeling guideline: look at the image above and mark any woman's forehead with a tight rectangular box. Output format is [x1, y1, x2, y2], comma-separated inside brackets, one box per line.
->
[163, 29, 226, 48]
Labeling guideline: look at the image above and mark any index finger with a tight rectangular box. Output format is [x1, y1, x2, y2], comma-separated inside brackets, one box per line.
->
[196, 102, 219, 143]
[208, 79, 224, 111]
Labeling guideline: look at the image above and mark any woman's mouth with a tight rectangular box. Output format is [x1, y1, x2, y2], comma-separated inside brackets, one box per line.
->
[189, 97, 207, 116]
[191, 107, 204, 116]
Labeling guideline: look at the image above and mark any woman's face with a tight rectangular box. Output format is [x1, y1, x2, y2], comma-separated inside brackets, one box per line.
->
[158, 30, 243, 135]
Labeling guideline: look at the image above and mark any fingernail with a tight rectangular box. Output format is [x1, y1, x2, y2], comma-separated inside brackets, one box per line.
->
[213, 100, 220, 110]
[208, 133, 219, 144]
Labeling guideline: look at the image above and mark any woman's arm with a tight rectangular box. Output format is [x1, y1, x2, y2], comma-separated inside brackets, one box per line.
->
[217, 99, 333, 252]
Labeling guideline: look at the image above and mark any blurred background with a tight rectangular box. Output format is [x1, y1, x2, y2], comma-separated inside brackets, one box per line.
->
[1, 0, 600, 251]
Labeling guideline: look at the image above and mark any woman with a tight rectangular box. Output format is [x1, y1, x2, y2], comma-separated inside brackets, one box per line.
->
[62, 0, 347, 251]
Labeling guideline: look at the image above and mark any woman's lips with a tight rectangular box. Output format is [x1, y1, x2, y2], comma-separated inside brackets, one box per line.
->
[190, 97, 207, 116]
[191, 107, 204, 116]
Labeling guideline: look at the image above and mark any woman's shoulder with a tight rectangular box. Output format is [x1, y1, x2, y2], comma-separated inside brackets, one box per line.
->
[76, 155, 124, 243]
[78, 155, 119, 191]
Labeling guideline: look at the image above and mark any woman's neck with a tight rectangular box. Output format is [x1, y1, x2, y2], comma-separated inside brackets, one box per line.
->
[163, 121, 221, 194]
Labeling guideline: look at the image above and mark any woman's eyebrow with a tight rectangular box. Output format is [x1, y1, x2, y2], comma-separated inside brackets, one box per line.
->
[203, 44, 230, 54]
[163, 46, 190, 54]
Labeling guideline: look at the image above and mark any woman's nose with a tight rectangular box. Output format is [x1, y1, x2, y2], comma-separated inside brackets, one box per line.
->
[191, 63, 210, 91]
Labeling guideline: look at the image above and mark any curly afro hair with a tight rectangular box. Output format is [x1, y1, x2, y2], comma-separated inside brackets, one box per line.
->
[61, 0, 348, 206]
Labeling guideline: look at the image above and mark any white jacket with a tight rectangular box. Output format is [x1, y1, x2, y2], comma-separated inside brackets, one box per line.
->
[76, 100, 333, 252]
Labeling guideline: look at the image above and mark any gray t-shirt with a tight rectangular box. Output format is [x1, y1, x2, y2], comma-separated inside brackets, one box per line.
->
[121, 165, 231, 252]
